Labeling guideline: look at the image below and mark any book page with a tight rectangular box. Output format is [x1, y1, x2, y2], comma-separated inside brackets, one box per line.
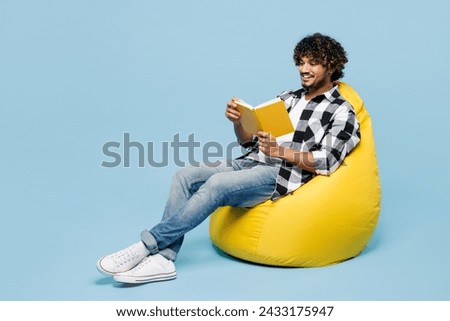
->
[235, 99, 253, 109]
[254, 97, 282, 109]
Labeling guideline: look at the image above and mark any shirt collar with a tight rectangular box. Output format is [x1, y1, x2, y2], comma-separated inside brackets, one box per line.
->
[296, 84, 339, 102]
[323, 85, 340, 101]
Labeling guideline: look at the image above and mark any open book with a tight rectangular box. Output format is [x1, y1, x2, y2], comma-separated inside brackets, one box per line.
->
[235, 98, 294, 137]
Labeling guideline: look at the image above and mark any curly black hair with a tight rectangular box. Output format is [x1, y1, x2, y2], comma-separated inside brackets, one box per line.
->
[293, 33, 348, 81]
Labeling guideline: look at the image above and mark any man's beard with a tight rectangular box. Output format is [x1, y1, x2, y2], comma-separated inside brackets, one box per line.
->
[301, 75, 328, 93]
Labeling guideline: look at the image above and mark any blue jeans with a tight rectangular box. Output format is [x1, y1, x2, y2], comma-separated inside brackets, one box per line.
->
[140, 158, 279, 261]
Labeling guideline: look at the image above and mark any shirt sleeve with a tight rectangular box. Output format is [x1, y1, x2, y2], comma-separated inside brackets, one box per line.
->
[311, 105, 361, 176]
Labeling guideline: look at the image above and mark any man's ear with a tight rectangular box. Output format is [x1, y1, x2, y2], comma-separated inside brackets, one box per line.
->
[327, 68, 335, 80]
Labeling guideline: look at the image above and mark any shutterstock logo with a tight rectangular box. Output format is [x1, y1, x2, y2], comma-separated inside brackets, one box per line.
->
[101, 133, 247, 168]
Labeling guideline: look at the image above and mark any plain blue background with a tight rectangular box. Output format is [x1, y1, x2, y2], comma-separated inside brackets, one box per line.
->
[1, 0, 449, 300]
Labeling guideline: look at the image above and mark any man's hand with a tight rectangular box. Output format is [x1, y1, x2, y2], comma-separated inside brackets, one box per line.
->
[258, 130, 317, 172]
[225, 97, 241, 124]
[257, 131, 282, 157]
[227, 97, 254, 145]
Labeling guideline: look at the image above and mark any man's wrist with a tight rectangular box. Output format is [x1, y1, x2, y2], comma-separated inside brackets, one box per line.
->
[276, 146, 286, 159]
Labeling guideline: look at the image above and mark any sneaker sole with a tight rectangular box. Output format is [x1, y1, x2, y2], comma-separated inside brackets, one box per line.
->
[113, 271, 177, 284]
[96, 257, 119, 276]
[96, 257, 141, 277]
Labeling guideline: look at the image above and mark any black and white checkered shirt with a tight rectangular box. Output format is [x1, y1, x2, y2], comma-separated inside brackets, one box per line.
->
[243, 85, 361, 200]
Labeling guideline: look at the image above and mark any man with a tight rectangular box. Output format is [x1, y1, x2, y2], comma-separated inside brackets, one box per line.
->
[96, 33, 360, 284]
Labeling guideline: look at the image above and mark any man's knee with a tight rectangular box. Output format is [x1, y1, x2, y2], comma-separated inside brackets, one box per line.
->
[172, 166, 195, 182]
[202, 173, 235, 198]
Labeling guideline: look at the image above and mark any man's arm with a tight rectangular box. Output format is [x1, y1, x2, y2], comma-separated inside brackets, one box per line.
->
[257, 105, 360, 175]
[257, 132, 316, 173]
[225, 97, 254, 144]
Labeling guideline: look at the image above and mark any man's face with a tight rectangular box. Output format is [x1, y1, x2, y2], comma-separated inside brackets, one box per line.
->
[297, 56, 333, 94]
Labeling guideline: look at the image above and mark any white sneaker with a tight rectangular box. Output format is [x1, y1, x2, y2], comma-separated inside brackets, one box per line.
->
[96, 241, 150, 276]
[113, 254, 177, 284]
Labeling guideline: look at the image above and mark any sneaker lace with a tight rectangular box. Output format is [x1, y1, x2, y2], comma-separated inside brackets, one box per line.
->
[132, 256, 152, 271]
[112, 246, 141, 267]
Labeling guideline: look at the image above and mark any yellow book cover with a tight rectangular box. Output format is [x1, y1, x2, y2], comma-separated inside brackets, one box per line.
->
[235, 98, 294, 137]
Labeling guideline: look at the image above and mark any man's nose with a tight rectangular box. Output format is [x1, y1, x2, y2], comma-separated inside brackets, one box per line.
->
[298, 64, 310, 73]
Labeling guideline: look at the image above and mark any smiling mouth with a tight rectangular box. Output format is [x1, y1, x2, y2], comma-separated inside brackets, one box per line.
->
[301, 74, 313, 81]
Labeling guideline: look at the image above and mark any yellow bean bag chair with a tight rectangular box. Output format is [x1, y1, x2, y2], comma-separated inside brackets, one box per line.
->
[209, 82, 381, 267]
